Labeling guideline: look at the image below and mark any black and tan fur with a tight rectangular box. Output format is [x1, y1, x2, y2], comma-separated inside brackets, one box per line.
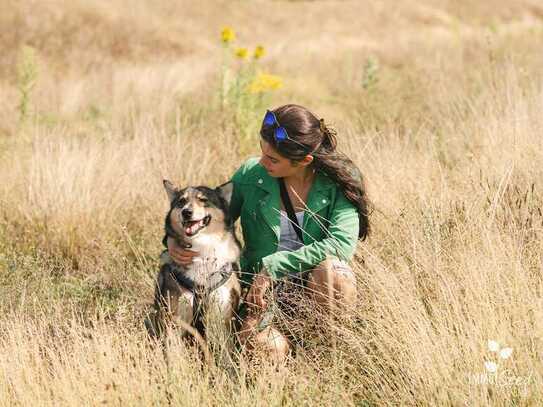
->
[146, 180, 241, 339]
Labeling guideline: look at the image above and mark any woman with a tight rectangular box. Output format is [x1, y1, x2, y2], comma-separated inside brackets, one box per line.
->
[167, 104, 370, 360]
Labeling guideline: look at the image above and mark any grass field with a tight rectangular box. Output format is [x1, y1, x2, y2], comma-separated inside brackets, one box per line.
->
[1, 0, 542, 405]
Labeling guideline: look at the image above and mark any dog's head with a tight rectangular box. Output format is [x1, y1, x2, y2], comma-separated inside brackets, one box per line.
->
[163, 180, 234, 241]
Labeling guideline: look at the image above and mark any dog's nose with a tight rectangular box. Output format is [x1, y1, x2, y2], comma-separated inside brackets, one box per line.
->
[182, 208, 193, 219]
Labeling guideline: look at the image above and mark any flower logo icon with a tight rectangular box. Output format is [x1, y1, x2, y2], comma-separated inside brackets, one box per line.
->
[485, 340, 513, 372]
[484, 361, 498, 373]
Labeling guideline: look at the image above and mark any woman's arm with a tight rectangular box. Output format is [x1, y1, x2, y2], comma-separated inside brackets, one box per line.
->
[228, 158, 255, 223]
[228, 177, 243, 223]
[260, 191, 359, 280]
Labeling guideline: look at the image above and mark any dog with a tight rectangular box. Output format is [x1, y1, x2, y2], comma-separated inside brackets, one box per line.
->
[145, 180, 241, 340]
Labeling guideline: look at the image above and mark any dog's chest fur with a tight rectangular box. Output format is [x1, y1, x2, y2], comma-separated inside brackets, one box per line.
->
[181, 233, 240, 287]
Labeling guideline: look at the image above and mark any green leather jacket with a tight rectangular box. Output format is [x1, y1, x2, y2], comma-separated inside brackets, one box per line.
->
[230, 157, 359, 285]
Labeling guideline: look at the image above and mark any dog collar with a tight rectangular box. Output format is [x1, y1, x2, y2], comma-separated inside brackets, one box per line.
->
[167, 261, 238, 294]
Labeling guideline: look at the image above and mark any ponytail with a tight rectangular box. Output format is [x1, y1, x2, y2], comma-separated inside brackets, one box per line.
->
[314, 120, 371, 240]
[319, 119, 338, 152]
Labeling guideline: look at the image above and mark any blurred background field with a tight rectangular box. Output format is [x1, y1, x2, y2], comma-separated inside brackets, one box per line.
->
[1, 0, 542, 405]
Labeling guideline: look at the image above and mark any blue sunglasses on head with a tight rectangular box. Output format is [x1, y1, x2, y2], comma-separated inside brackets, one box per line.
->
[262, 110, 290, 142]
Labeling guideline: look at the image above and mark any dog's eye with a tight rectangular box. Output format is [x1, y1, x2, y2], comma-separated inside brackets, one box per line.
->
[198, 197, 208, 203]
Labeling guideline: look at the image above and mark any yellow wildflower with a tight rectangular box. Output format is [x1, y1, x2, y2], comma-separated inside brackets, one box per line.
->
[221, 27, 235, 44]
[253, 45, 265, 60]
[248, 72, 283, 94]
[235, 47, 248, 59]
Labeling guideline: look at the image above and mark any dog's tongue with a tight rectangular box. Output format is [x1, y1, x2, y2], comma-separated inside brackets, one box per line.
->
[185, 220, 202, 236]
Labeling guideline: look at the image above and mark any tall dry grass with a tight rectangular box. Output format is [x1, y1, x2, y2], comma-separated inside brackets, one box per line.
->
[1, 0, 542, 405]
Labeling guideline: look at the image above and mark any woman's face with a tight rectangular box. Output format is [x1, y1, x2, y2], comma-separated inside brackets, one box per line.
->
[258, 139, 307, 178]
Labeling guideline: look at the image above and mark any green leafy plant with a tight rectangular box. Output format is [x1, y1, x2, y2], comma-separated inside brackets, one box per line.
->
[218, 27, 283, 155]
[361, 56, 379, 92]
[16, 45, 39, 123]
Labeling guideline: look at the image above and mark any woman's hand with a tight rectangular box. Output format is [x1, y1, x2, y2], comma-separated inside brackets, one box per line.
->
[167, 237, 199, 265]
[246, 271, 272, 311]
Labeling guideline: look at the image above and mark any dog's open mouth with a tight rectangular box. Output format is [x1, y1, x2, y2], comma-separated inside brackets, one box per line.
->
[183, 215, 211, 237]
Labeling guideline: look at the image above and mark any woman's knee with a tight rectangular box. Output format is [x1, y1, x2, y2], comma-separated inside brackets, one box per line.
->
[307, 257, 357, 306]
[238, 314, 290, 362]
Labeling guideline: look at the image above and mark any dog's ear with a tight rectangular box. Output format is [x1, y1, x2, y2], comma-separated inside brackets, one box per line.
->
[216, 181, 233, 206]
[163, 179, 178, 203]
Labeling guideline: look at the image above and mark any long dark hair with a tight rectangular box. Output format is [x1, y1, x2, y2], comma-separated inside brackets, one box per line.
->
[260, 104, 370, 240]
